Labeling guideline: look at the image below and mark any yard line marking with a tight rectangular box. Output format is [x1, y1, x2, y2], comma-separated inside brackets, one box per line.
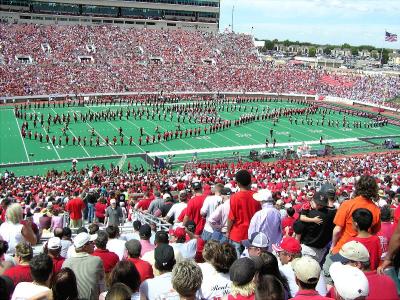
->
[69, 108, 119, 155]
[50, 108, 90, 157]
[107, 119, 148, 153]
[14, 115, 30, 162]
[32, 108, 61, 159]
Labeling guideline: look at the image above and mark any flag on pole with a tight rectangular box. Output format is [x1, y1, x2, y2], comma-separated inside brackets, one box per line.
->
[385, 31, 398, 42]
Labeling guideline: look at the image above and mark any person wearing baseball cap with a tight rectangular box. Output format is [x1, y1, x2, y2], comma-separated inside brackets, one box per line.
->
[46, 237, 65, 274]
[242, 232, 270, 257]
[291, 256, 333, 300]
[273, 237, 328, 297]
[170, 227, 197, 259]
[328, 241, 398, 300]
[62, 232, 105, 300]
[248, 189, 282, 250]
[329, 262, 369, 300]
[139, 244, 178, 300]
[228, 257, 257, 298]
[293, 192, 336, 264]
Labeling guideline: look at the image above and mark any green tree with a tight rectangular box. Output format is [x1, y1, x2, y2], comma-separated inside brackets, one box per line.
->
[264, 40, 275, 50]
[323, 46, 333, 55]
[341, 43, 351, 49]
[382, 49, 389, 64]
[351, 47, 359, 56]
[309, 47, 316, 57]
[283, 39, 291, 46]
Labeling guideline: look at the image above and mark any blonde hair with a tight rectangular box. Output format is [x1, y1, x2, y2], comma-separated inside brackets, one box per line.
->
[6, 203, 23, 224]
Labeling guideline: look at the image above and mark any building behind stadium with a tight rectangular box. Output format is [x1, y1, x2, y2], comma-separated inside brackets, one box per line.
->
[0, 0, 220, 32]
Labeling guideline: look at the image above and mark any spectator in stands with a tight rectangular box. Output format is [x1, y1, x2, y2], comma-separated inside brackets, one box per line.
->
[248, 189, 282, 250]
[62, 232, 105, 300]
[0, 275, 13, 300]
[85, 188, 99, 224]
[183, 182, 207, 236]
[228, 257, 257, 299]
[0, 241, 11, 275]
[95, 197, 107, 224]
[255, 274, 286, 300]
[200, 183, 224, 241]
[258, 252, 291, 298]
[3, 241, 33, 286]
[11, 253, 53, 300]
[329, 241, 398, 299]
[227, 170, 261, 256]
[208, 187, 232, 243]
[348, 208, 381, 270]
[199, 240, 236, 299]
[125, 239, 154, 283]
[139, 244, 177, 300]
[92, 231, 119, 275]
[293, 192, 336, 264]
[100, 261, 141, 300]
[169, 227, 197, 259]
[88, 223, 100, 235]
[105, 225, 125, 260]
[242, 232, 270, 257]
[0, 203, 37, 255]
[272, 237, 327, 296]
[329, 263, 369, 300]
[105, 283, 132, 300]
[331, 175, 381, 255]
[105, 199, 123, 227]
[59, 227, 72, 258]
[45, 237, 65, 274]
[50, 209, 64, 231]
[282, 207, 296, 237]
[376, 205, 393, 260]
[290, 256, 333, 300]
[147, 191, 164, 215]
[52, 268, 79, 300]
[121, 220, 142, 241]
[138, 224, 155, 257]
[165, 190, 188, 225]
[135, 191, 153, 212]
[172, 259, 203, 300]
[65, 191, 85, 228]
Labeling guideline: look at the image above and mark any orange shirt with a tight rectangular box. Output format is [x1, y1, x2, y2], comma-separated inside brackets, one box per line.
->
[332, 195, 381, 254]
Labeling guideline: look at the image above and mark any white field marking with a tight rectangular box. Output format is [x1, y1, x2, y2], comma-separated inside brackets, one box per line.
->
[14, 116, 30, 162]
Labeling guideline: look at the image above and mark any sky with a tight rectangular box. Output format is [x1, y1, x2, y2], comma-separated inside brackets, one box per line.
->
[219, 0, 400, 48]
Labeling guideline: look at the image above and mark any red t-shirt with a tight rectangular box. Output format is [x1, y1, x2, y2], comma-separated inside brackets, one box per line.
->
[127, 257, 154, 283]
[95, 202, 107, 219]
[185, 194, 207, 235]
[3, 265, 32, 286]
[350, 235, 382, 270]
[136, 198, 152, 210]
[377, 221, 394, 257]
[228, 190, 261, 242]
[282, 216, 296, 236]
[52, 256, 65, 274]
[66, 197, 85, 220]
[91, 249, 119, 273]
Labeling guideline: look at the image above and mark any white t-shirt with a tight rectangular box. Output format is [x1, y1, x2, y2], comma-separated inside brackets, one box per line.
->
[107, 238, 127, 260]
[12, 282, 51, 300]
[199, 262, 231, 300]
[279, 262, 327, 297]
[139, 272, 179, 300]
[99, 291, 140, 300]
[170, 240, 197, 259]
[0, 222, 23, 254]
[201, 195, 222, 233]
[166, 202, 187, 221]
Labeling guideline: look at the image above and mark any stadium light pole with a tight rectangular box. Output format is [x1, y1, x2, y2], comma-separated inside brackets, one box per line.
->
[231, 5, 234, 33]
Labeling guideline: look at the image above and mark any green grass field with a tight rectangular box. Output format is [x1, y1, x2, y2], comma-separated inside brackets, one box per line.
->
[1, 100, 399, 176]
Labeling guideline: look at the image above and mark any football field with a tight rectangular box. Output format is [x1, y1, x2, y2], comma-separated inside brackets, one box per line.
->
[1, 100, 399, 176]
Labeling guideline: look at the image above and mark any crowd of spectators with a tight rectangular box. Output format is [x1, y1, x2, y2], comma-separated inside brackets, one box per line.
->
[0, 151, 400, 299]
[1, 24, 400, 103]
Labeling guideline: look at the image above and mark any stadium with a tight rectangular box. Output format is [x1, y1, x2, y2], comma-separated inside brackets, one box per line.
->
[0, 1, 400, 300]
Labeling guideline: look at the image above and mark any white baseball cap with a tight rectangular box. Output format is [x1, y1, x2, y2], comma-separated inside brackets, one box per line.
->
[73, 232, 97, 249]
[253, 189, 273, 202]
[47, 237, 61, 250]
[329, 262, 369, 300]
[242, 232, 270, 249]
[292, 256, 320, 284]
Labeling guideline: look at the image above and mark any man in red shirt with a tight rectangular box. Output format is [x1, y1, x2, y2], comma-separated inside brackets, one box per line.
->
[183, 182, 207, 236]
[3, 241, 32, 286]
[135, 191, 153, 211]
[91, 230, 119, 274]
[46, 237, 65, 274]
[65, 190, 85, 228]
[125, 239, 154, 283]
[227, 170, 261, 255]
